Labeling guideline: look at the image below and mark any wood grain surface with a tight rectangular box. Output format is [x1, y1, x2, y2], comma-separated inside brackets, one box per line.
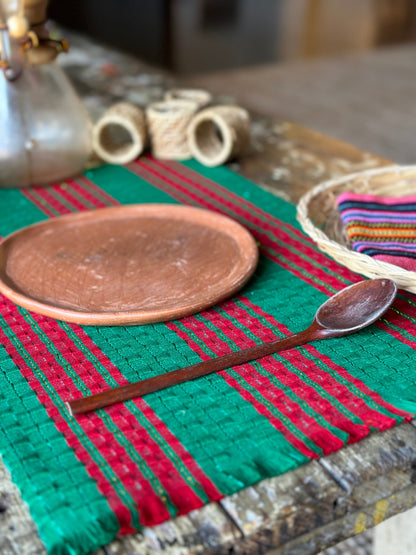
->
[184, 44, 416, 165]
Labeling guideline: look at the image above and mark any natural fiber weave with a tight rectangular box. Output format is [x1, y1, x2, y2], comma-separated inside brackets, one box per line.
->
[92, 102, 147, 165]
[0, 159, 415, 555]
[187, 105, 251, 167]
[146, 100, 199, 160]
[297, 165, 416, 293]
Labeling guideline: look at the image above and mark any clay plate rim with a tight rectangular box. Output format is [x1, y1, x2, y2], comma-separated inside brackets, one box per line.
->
[0, 204, 259, 325]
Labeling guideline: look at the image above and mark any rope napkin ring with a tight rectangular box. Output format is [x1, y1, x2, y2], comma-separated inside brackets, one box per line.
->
[187, 105, 251, 167]
[146, 99, 199, 160]
[92, 102, 147, 165]
[91, 90, 251, 166]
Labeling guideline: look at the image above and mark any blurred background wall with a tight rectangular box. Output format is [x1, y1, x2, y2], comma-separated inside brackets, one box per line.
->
[48, 0, 416, 74]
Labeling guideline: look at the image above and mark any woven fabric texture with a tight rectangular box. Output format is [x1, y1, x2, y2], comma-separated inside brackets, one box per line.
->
[338, 191, 416, 270]
[0, 158, 415, 555]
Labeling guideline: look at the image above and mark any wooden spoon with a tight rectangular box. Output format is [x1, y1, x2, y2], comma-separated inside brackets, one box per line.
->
[67, 278, 397, 415]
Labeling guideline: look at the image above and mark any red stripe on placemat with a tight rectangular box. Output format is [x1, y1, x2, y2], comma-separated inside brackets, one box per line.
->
[239, 296, 411, 422]
[77, 175, 120, 206]
[148, 158, 361, 285]
[26, 186, 73, 215]
[14, 161, 412, 522]
[48, 174, 360, 456]
[67, 323, 222, 503]
[179, 315, 346, 455]
[32, 174, 222, 504]
[13, 178, 223, 512]
[130, 161, 330, 291]
[30, 184, 94, 215]
[378, 321, 416, 350]
[166, 321, 319, 459]
[128, 159, 346, 295]
[382, 296, 416, 344]
[215, 299, 403, 434]
[0, 301, 137, 534]
[135, 159, 412, 425]
[49, 183, 93, 212]
[66, 178, 114, 209]
[1, 301, 175, 526]
[133, 401, 222, 503]
[201, 304, 369, 444]
[21, 189, 57, 218]
[377, 312, 416, 349]
[95, 404, 206, 517]
[159, 159, 312, 239]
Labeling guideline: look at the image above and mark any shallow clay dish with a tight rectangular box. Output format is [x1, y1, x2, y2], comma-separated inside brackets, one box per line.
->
[0, 204, 258, 325]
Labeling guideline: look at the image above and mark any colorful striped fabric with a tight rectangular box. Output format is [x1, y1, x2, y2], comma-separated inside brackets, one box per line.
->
[337, 191, 416, 270]
[1, 158, 416, 555]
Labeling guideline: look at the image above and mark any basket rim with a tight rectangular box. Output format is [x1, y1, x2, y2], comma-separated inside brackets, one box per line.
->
[296, 164, 416, 290]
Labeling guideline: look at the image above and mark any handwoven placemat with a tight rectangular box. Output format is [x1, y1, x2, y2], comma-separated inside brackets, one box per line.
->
[0, 157, 415, 554]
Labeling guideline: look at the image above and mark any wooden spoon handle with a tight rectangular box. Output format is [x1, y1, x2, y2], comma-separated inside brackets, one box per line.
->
[67, 327, 318, 415]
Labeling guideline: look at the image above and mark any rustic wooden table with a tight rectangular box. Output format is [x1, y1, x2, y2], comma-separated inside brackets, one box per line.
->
[1, 32, 416, 555]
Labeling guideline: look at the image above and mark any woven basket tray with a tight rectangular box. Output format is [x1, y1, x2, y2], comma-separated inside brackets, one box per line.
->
[296, 165, 416, 293]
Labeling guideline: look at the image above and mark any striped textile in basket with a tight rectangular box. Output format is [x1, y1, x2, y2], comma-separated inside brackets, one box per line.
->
[337, 191, 416, 271]
[0, 157, 415, 554]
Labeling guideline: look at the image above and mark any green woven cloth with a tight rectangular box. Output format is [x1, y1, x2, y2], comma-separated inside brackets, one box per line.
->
[0, 157, 415, 555]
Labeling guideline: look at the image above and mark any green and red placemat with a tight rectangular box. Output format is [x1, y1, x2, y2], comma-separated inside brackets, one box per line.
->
[0, 157, 415, 554]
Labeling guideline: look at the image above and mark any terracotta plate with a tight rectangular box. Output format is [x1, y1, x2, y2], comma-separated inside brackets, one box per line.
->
[0, 204, 258, 325]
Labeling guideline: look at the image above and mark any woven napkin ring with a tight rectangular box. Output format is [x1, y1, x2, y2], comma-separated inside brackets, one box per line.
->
[187, 105, 251, 167]
[146, 99, 200, 160]
[92, 102, 147, 165]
